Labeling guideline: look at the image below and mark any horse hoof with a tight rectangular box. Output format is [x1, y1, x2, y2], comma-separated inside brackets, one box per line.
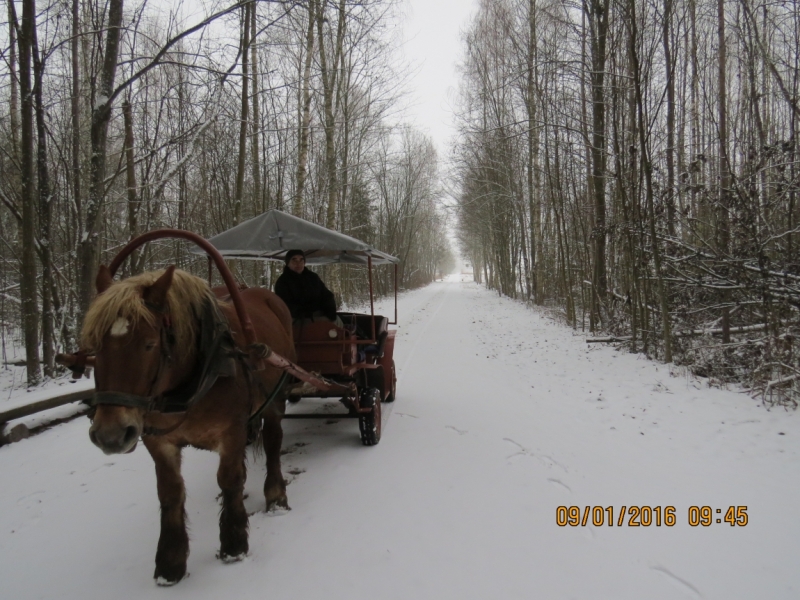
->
[265, 497, 291, 514]
[265, 505, 290, 516]
[154, 565, 186, 586]
[155, 574, 186, 587]
[218, 551, 247, 564]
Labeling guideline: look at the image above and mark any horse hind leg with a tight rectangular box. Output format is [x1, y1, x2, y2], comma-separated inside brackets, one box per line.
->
[145, 440, 189, 586]
[217, 433, 249, 562]
[262, 411, 289, 511]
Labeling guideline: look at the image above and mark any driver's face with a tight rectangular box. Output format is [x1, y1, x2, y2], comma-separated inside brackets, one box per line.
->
[288, 255, 305, 274]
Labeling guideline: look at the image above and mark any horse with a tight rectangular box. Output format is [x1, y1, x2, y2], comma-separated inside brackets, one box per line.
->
[65, 264, 295, 585]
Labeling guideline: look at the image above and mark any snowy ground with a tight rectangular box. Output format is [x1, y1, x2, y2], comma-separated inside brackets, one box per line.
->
[0, 336, 94, 432]
[1, 276, 798, 599]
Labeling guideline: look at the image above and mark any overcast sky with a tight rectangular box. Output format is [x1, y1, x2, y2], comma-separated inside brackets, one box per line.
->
[398, 0, 478, 158]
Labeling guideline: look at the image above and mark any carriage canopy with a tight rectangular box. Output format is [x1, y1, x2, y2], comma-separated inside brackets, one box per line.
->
[190, 210, 399, 266]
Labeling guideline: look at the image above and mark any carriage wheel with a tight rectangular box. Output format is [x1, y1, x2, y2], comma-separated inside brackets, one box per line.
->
[358, 387, 382, 446]
[383, 360, 397, 403]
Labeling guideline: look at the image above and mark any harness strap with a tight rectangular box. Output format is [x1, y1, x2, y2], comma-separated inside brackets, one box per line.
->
[90, 391, 154, 409]
[248, 370, 291, 425]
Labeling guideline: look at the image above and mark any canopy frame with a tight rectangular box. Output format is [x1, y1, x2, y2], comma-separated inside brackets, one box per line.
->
[194, 210, 399, 325]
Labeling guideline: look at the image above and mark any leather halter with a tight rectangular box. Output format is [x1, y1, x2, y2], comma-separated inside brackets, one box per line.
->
[88, 297, 286, 437]
[89, 304, 176, 413]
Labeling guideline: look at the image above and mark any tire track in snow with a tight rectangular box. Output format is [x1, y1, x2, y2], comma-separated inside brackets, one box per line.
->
[396, 283, 451, 375]
[650, 565, 703, 598]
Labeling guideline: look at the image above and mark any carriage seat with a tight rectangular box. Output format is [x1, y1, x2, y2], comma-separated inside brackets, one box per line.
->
[338, 312, 389, 357]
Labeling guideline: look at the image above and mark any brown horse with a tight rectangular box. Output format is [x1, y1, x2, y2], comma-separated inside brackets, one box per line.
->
[76, 265, 295, 585]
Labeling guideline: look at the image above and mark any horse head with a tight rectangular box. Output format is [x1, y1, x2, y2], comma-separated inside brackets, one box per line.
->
[86, 266, 177, 454]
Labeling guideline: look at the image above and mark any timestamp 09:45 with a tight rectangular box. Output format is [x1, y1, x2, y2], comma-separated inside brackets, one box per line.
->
[555, 506, 749, 527]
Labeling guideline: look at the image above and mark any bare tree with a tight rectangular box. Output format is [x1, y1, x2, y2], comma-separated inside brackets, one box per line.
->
[13, 0, 42, 385]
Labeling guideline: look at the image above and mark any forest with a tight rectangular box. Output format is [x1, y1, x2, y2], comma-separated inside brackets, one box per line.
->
[3, 0, 799, 407]
[0, 0, 452, 387]
[453, 0, 800, 406]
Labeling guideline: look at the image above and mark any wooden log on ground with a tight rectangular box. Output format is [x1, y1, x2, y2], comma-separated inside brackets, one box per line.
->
[0, 388, 93, 425]
[586, 336, 632, 343]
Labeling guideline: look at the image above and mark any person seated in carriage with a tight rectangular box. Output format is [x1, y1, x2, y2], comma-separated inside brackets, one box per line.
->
[274, 249, 342, 326]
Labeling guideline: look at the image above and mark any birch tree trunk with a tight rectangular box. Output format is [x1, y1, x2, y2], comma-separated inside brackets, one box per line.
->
[318, 0, 347, 228]
[663, 0, 676, 237]
[587, 0, 609, 331]
[527, 0, 542, 304]
[78, 0, 123, 315]
[250, 4, 262, 212]
[122, 101, 140, 273]
[15, 0, 41, 385]
[8, 0, 19, 157]
[234, 3, 251, 226]
[71, 0, 81, 249]
[628, 0, 672, 362]
[717, 0, 731, 344]
[294, 0, 316, 217]
[32, 12, 55, 376]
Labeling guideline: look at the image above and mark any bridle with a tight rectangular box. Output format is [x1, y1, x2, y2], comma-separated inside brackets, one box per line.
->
[90, 302, 176, 414]
[87, 297, 290, 437]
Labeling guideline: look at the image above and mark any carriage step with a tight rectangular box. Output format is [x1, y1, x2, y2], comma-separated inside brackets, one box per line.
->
[283, 413, 359, 419]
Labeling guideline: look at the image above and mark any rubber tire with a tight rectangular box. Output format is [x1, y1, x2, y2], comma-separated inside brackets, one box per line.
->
[383, 360, 397, 403]
[358, 387, 382, 446]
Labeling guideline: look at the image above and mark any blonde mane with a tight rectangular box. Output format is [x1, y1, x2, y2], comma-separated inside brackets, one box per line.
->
[82, 269, 217, 359]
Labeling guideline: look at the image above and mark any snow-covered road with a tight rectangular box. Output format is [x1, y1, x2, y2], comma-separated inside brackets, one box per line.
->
[1, 277, 798, 599]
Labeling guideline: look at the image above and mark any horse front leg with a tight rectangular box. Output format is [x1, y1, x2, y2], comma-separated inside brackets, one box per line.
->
[262, 409, 289, 511]
[217, 431, 249, 562]
[145, 439, 189, 585]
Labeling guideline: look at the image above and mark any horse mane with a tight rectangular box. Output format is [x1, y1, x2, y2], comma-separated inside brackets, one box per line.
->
[82, 269, 217, 361]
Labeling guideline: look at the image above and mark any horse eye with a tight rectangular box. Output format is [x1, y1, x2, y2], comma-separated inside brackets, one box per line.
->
[144, 341, 158, 351]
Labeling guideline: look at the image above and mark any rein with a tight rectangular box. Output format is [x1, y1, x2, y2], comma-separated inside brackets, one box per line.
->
[246, 370, 291, 425]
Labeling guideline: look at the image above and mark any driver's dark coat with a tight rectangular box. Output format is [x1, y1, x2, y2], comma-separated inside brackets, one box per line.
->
[274, 266, 337, 321]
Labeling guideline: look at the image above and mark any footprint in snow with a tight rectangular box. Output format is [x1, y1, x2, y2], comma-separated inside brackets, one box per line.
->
[503, 438, 533, 461]
[16, 491, 45, 506]
[280, 442, 309, 456]
[547, 478, 571, 493]
[89, 462, 116, 473]
[650, 565, 703, 599]
[446, 425, 468, 435]
[652, 381, 672, 393]
[284, 467, 306, 486]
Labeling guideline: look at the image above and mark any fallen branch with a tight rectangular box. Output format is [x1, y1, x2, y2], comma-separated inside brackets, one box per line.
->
[586, 336, 632, 343]
[766, 374, 800, 390]
[674, 323, 768, 337]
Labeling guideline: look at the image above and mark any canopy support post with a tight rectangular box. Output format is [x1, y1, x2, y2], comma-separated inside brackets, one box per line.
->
[392, 262, 398, 324]
[368, 256, 376, 341]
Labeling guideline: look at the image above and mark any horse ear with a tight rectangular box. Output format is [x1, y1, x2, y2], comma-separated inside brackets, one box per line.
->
[96, 265, 113, 294]
[143, 265, 175, 310]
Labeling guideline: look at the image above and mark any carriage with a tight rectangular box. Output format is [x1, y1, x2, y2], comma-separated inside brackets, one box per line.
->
[54, 211, 400, 583]
[195, 209, 399, 446]
[61, 210, 399, 445]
